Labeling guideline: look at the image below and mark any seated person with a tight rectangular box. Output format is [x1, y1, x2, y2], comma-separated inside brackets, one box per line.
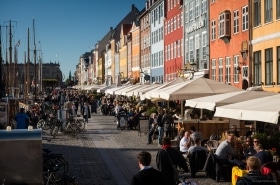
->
[215, 130, 244, 181]
[179, 131, 191, 155]
[189, 126, 203, 145]
[187, 138, 208, 156]
[254, 144, 273, 165]
[236, 156, 277, 185]
[243, 136, 257, 158]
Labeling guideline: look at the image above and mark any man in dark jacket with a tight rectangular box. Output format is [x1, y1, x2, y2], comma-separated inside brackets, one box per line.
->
[156, 137, 189, 185]
[131, 151, 167, 185]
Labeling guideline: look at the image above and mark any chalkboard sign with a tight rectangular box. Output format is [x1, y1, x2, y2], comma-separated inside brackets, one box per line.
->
[138, 116, 150, 136]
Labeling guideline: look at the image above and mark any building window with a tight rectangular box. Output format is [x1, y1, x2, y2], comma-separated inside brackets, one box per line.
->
[234, 55, 239, 83]
[201, 0, 207, 14]
[254, 0, 261, 27]
[219, 11, 231, 38]
[218, 58, 223, 82]
[265, 48, 273, 85]
[185, 39, 189, 64]
[185, 3, 189, 23]
[195, 0, 200, 18]
[189, 2, 194, 21]
[211, 20, 216, 41]
[211, 59, 216, 80]
[277, 46, 280, 84]
[202, 32, 207, 59]
[233, 10, 239, 34]
[226, 57, 231, 83]
[254, 51, 262, 85]
[242, 6, 249, 31]
[189, 37, 194, 61]
[277, 0, 280, 19]
[264, 0, 272, 23]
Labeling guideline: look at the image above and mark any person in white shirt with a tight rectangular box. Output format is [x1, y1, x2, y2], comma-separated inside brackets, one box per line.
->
[179, 131, 191, 153]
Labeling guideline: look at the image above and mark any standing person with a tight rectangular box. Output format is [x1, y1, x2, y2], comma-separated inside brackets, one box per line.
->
[82, 101, 91, 126]
[15, 108, 30, 129]
[156, 137, 189, 185]
[230, 125, 240, 138]
[245, 124, 255, 137]
[236, 156, 277, 185]
[161, 109, 174, 139]
[157, 109, 164, 146]
[131, 151, 167, 185]
[147, 113, 158, 145]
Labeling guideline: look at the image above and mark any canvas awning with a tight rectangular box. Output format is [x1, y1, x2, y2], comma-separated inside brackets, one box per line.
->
[214, 94, 280, 124]
[185, 91, 276, 111]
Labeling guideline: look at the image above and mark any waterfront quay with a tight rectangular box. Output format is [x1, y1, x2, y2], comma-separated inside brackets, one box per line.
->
[42, 112, 231, 185]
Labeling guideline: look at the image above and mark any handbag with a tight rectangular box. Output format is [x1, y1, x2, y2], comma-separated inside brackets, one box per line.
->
[164, 149, 179, 183]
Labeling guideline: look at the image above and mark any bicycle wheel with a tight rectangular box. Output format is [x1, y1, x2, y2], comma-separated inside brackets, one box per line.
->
[69, 123, 79, 137]
[37, 119, 45, 129]
[43, 154, 69, 178]
[76, 119, 85, 131]
[51, 126, 59, 138]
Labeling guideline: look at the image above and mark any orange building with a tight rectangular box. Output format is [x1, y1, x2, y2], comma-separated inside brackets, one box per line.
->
[209, 0, 250, 89]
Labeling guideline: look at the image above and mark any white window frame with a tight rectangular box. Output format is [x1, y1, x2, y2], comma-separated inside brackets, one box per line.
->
[234, 55, 239, 83]
[211, 59, 216, 80]
[242, 6, 249, 31]
[233, 10, 239, 34]
[218, 58, 223, 83]
[226, 57, 231, 84]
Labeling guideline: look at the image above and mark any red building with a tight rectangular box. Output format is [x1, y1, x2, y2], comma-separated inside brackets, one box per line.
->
[164, 0, 183, 82]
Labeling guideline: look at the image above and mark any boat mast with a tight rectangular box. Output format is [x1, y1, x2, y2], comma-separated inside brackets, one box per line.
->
[33, 18, 37, 100]
[27, 27, 30, 100]
[0, 26, 4, 98]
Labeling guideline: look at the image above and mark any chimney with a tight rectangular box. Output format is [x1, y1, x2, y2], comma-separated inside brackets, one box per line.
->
[131, 4, 135, 10]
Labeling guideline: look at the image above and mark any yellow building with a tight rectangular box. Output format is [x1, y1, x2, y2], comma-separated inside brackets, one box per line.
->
[251, 0, 280, 92]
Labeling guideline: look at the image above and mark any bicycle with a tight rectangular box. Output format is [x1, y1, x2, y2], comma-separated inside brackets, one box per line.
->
[42, 148, 69, 178]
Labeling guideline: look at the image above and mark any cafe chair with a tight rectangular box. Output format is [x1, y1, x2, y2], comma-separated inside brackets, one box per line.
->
[201, 139, 209, 147]
[189, 150, 208, 178]
[261, 162, 280, 184]
[215, 158, 231, 182]
[206, 140, 219, 153]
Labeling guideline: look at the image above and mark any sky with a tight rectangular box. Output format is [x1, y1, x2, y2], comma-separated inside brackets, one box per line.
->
[0, 0, 145, 80]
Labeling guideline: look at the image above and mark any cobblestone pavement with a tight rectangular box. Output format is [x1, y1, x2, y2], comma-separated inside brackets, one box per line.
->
[42, 112, 231, 185]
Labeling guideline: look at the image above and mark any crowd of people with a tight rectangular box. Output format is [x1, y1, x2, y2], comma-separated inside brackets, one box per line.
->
[9, 89, 279, 185]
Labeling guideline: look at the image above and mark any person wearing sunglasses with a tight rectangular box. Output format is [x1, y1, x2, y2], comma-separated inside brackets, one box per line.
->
[243, 136, 257, 158]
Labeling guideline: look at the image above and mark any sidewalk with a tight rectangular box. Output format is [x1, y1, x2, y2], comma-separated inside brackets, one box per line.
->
[42, 112, 231, 185]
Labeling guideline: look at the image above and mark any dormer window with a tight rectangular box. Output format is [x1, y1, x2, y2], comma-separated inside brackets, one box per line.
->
[219, 10, 231, 38]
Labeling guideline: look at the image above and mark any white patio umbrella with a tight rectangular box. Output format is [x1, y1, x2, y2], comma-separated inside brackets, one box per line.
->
[125, 83, 161, 97]
[97, 85, 116, 93]
[114, 85, 141, 96]
[158, 77, 243, 101]
[185, 91, 276, 111]
[105, 85, 130, 95]
[214, 94, 280, 124]
[141, 78, 189, 100]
